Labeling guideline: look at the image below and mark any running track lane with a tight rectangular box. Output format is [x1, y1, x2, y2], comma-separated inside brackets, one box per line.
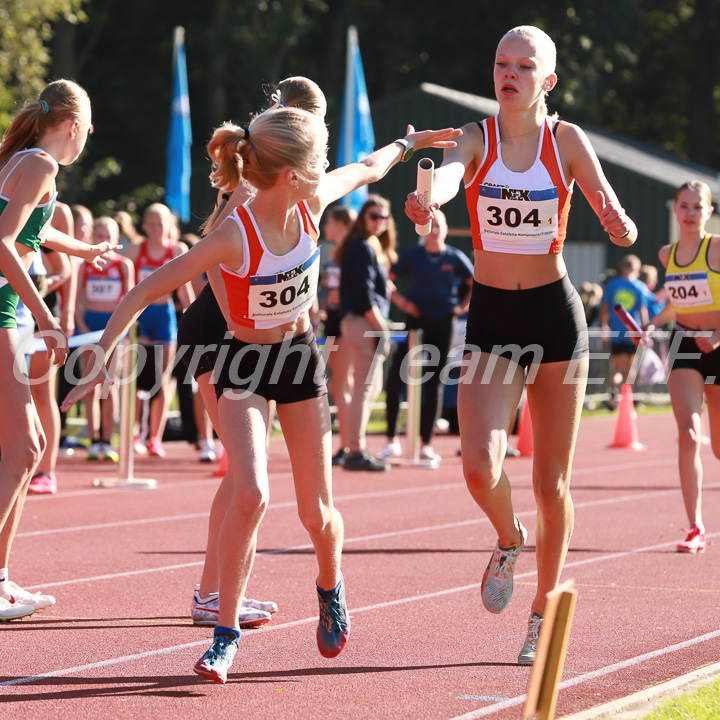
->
[1, 412, 719, 719]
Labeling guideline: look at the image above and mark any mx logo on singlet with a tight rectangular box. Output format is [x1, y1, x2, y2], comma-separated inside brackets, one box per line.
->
[501, 188, 531, 202]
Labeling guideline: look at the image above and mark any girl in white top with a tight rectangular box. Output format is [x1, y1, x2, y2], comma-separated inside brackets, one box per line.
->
[406, 25, 637, 665]
[62, 104, 460, 682]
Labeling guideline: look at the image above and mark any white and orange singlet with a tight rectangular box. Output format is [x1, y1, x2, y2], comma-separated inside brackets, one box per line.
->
[465, 115, 572, 255]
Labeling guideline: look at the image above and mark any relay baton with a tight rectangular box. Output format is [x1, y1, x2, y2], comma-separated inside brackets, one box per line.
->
[415, 158, 434, 236]
[613, 304, 653, 347]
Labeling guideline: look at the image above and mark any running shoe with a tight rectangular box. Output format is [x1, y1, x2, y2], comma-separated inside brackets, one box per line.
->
[481, 519, 528, 614]
[147, 437, 166, 458]
[191, 588, 272, 628]
[0, 581, 55, 610]
[419, 444, 439, 461]
[331, 447, 349, 466]
[243, 596, 278, 614]
[86, 442, 102, 461]
[317, 576, 350, 658]
[518, 611, 543, 665]
[343, 450, 389, 472]
[27, 472, 57, 495]
[193, 632, 239, 684]
[677, 524, 706, 553]
[199, 441, 216, 463]
[133, 436, 148, 455]
[0, 596, 35, 621]
[377, 441, 402, 460]
[102, 444, 120, 463]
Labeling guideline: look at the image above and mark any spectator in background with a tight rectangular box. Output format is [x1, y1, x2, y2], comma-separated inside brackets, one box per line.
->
[335, 195, 397, 472]
[114, 210, 143, 254]
[125, 202, 194, 457]
[320, 206, 356, 466]
[379, 209, 473, 462]
[75, 216, 134, 462]
[600, 254, 648, 408]
[56, 204, 94, 450]
[639, 264, 668, 325]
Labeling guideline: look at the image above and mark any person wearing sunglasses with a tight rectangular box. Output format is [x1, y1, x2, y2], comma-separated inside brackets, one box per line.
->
[333, 195, 397, 471]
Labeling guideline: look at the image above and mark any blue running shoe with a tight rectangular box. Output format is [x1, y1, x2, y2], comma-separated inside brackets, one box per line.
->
[193, 632, 239, 684]
[481, 519, 527, 614]
[316, 576, 350, 658]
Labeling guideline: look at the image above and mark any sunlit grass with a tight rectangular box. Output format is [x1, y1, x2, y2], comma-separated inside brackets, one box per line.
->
[623, 676, 720, 720]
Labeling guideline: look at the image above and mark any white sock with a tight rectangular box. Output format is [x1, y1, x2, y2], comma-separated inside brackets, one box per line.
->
[0, 568, 10, 595]
[695, 521, 706, 534]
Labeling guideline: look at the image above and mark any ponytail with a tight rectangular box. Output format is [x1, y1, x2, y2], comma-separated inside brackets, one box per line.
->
[0, 79, 89, 168]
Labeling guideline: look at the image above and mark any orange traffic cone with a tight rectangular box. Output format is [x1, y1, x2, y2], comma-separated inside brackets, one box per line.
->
[609, 384, 646, 451]
[515, 396, 533, 457]
[212, 443, 228, 477]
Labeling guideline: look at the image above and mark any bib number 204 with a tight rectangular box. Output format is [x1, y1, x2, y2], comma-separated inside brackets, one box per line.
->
[258, 275, 311, 308]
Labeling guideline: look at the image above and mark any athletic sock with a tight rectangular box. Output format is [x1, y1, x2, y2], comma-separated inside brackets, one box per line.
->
[695, 521, 706, 534]
[214, 625, 241, 641]
[317, 578, 342, 597]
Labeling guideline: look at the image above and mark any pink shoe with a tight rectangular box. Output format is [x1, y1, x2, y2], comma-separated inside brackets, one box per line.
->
[677, 524, 706, 553]
[147, 436, 166, 458]
[28, 472, 57, 495]
[133, 436, 148, 455]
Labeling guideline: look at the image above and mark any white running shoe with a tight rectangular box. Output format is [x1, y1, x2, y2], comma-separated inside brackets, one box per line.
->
[377, 441, 402, 460]
[481, 519, 528, 614]
[244, 596, 278, 614]
[0, 596, 35, 621]
[191, 588, 271, 628]
[0, 581, 56, 610]
[199, 441, 217, 463]
[419, 445, 439, 461]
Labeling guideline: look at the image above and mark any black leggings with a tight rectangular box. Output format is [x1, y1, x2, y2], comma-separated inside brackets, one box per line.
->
[385, 314, 456, 445]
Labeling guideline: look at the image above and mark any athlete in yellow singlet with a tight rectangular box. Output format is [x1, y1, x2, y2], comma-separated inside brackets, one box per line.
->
[650, 179, 720, 554]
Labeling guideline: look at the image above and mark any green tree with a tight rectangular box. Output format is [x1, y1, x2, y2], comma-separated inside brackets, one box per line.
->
[0, 0, 85, 128]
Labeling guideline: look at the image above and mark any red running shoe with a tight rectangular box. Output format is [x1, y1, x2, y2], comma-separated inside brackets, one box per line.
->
[27, 472, 57, 495]
[677, 524, 706, 553]
[147, 436, 166, 458]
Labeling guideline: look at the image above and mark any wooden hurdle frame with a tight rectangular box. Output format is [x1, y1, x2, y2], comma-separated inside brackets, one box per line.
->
[523, 579, 578, 720]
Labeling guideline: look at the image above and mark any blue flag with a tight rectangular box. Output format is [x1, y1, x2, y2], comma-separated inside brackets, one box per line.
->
[165, 26, 192, 223]
[336, 26, 375, 213]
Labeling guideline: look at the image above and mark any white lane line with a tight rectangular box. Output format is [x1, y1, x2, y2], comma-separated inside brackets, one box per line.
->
[447, 629, 720, 720]
[24, 454, 676, 504]
[6, 553, 720, 692]
[17, 457, 679, 539]
[27, 483, 719, 591]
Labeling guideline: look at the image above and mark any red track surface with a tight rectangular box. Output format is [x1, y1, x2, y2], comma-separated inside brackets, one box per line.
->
[2, 411, 719, 720]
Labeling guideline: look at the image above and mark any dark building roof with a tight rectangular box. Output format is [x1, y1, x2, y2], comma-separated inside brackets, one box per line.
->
[345, 83, 720, 275]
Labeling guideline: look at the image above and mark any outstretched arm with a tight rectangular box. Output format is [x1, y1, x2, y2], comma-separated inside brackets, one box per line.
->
[43, 226, 121, 268]
[404, 122, 480, 225]
[308, 125, 461, 218]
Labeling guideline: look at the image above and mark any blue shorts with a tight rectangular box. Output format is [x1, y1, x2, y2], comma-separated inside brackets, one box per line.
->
[137, 302, 177, 344]
[84, 310, 113, 333]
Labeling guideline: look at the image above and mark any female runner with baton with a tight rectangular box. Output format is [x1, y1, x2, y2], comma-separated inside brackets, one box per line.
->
[405, 25, 637, 664]
[62, 106, 459, 682]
